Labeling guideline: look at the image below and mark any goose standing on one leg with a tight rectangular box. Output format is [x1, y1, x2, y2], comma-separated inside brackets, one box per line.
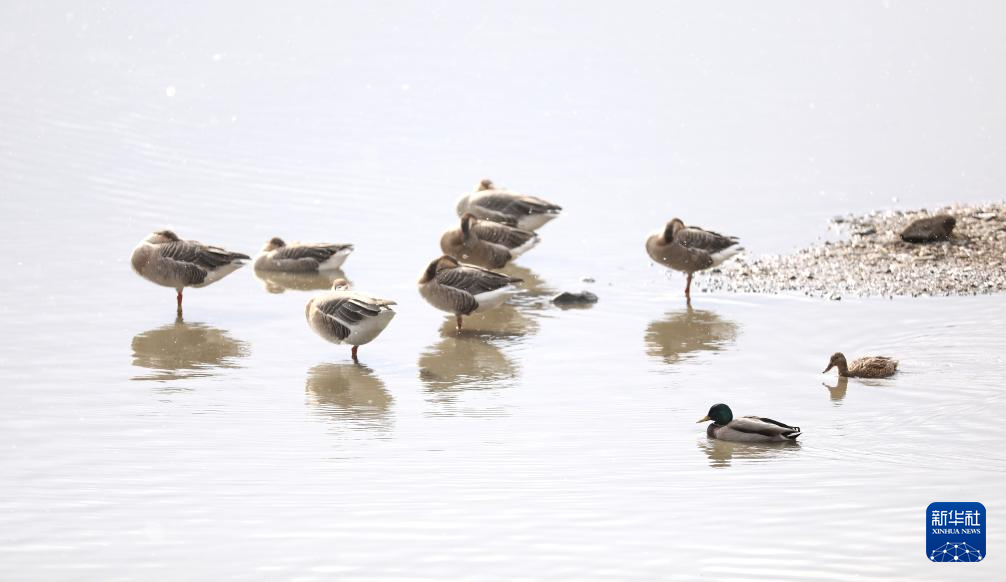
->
[306, 279, 396, 362]
[254, 237, 353, 272]
[131, 230, 250, 315]
[418, 255, 523, 331]
[646, 218, 743, 302]
[455, 179, 562, 231]
[697, 403, 801, 443]
[440, 213, 540, 268]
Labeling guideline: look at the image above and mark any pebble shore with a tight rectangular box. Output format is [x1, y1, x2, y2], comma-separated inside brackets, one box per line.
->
[702, 202, 1006, 299]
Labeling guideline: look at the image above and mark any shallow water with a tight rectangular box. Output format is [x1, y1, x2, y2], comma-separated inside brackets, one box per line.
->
[2, 2, 1006, 580]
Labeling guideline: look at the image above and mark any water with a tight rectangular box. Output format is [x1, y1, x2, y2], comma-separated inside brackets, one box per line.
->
[2, 2, 1005, 579]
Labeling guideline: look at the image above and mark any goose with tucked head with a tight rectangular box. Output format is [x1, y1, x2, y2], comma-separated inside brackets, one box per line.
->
[439, 213, 540, 269]
[418, 255, 523, 331]
[131, 230, 250, 315]
[305, 279, 396, 362]
[455, 178, 562, 231]
[823, 352, 898, 378]
[697, 403, 801, 443]
[646, 217, 743, 302]
[254, 236, 354, 272]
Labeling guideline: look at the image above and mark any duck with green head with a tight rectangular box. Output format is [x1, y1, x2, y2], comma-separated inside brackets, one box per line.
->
[697, 403, 801, 443]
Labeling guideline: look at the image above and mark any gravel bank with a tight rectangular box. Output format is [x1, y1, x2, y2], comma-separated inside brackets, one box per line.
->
[702, 202, 1006, 299]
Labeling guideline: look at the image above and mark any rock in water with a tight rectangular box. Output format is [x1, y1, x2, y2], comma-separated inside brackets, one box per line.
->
[552, 291, 599, 306]
[901, 215, 956, 243]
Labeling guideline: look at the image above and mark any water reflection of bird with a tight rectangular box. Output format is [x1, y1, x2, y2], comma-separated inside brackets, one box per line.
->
[253, 269, 348, 294]
[823, 376, 849, 403]
[131, 316, 249, 381]
[305, 362, 392, 428]
[498, 264, 556, 303]
[644, 306, 739, 365]
[418, 328, 518, 393]
[645, 218, 743, 302]
[698, 438, 801, 469]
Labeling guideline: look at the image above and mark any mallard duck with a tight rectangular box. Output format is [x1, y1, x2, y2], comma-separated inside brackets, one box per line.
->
[697, 403, 801, 443]
[418, 255, 523, 330]
[131, 230, 249, 314]
[646, 218, 743, 300]
[306, 279, 396, 361]
[439, 213, 540, 268]
[900, 215, 956, 243]
[823, 352, 898, 378]
[455, 179, 562, 231]
[254, 237, 353, 272]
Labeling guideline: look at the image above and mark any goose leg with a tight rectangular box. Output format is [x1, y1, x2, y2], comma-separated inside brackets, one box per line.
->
[176, 289, 184, 314]
[456, 314, 464, 331]
[685, 272, 693, 300]
[351, 345, 359, 362]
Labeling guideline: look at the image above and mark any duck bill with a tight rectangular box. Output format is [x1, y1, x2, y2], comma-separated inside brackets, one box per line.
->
[823, 363, 834, 373]
[696, 415, 711, 423]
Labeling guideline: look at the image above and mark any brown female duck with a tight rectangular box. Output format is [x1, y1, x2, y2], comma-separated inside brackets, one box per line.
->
[823, 352, 898, 378]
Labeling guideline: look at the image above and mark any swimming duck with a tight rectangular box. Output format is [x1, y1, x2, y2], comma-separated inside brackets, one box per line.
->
[455, 179, 562, 231]
[900, 215, 956, 243]
[697, 403, 801, 443]
[646, 218, 743, 301]
[254, 237, 353, 272]
[439, 213, 540, 268]
[131, 230, 249, 314]
[418, 255, 523, 330]
[305, 279, 396, 361]
[823, 352, 898, 378]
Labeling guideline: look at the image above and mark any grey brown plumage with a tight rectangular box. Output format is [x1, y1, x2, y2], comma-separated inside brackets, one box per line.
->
[418, 255, 523, 330]
[439, 214, 540, 268]
[455, 179, 562, 231]
[131, 230, 249, 313]
[900, 215, 956, 243]
[306, 279, 396, 361]
[823, 352, 898, 378]
[254, 236, 353, 272]
[646, 218, 743, 300]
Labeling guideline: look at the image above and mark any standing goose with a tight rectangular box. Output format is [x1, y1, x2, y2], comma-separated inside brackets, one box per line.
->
[418, 255, 523, 330]
[131, 230, 250, 314]
[306, 279, 396, 362]
[646, 218, 743, 301]
[823, 352, 898, 378]
[254, 237, 353, 272]
[697, 403, 801, 443]
[439, 213, 540, 269]
[455, 179, 562, 231]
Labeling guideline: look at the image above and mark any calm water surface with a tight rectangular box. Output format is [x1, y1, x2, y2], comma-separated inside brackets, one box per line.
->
[2, 2, 1005, 579]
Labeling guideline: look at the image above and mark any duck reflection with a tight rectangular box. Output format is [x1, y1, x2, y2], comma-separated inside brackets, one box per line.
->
[698, 438, 800, 469]
[305, 362, 392, 429]
[253, 268, 348, 294]
[131, 316, 249, 381]
[823, 376, 849, 404]
[645, 306, 739, 365]
[418, 324, 519, 395]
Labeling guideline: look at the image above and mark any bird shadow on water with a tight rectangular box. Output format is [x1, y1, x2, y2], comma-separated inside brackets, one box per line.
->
[644, 305, 739, 366]
[698, 438, 802, 469]
[823, 377, 849, 404]
[305, 362, 392, 433]
[253, 268, 348, 294]
[130, 316, 250, 383]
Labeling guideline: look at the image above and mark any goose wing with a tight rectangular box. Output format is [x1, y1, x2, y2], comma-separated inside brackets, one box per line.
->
[436, 264, 520, 296]
[274, 243, 353, 262]
[674, 226, 740, 254]
[472, 192, 562, 219]
[158, 240, 248, 285]
[313, 295, 391, 340]
[730, 416, 802, 439]
[471, 221, 538, 249]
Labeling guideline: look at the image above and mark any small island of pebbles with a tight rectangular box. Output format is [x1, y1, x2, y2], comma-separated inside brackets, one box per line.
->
[703, 203, 1005, 299]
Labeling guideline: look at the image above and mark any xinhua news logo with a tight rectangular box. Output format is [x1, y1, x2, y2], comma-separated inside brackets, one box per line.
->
[927, 502, 986, 562]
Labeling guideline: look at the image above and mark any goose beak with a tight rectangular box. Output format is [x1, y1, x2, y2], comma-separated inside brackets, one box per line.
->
[696, 415, 710, 423]
[823, 363, 834, 373]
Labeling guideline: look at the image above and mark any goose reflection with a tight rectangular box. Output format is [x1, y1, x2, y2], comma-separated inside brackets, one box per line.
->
[305, 362, 392, 429]
[645, 306, 739, 365]
[500, 264, 556, 306]
[253, 269, 348, 294]
[131, 316, 249, 381]
[698, 438, 800, 469]
[823, 376, 849, 403]
[418, 323, 519, 395]
[438, 302, 540, 342]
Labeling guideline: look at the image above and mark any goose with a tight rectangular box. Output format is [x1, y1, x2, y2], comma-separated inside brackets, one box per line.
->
[418, 255, 523, 330]
[439, 213, 540, 268]
[254, 237, 353, 272]
[455, 179, 562, 231]
[900, 215, 956, 243]
[131, 230, 249, 314]
[823, 352, 898, 378]
[697, 403, 801, 443]
[646, 218, 743, 301]
[305, 279, 396, 361]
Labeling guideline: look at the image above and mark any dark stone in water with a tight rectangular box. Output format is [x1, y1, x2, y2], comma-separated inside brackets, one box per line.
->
[901, 215, 956, 243]
[552, 291, 599, 305]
